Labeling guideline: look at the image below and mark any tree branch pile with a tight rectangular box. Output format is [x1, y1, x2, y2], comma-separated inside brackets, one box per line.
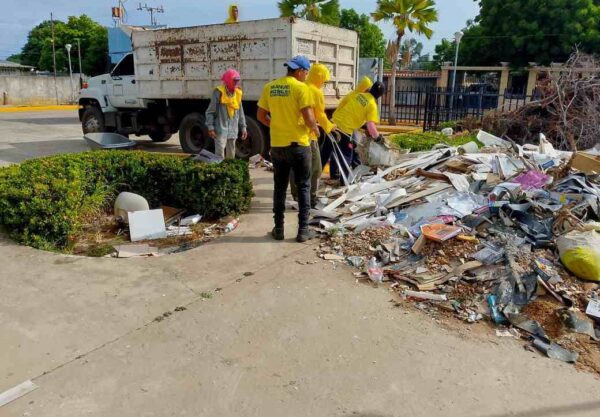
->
[482, 51, 600, 151]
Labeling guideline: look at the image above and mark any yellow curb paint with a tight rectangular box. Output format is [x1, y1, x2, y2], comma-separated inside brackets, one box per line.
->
[0, 105, 79, 113]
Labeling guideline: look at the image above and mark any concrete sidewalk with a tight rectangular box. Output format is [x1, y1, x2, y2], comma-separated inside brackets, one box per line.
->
[1, 168, 599, 416]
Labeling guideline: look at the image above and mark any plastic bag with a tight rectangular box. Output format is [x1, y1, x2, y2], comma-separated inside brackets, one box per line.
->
[367, 257, 384, 284]
[557, 231, 600, 282]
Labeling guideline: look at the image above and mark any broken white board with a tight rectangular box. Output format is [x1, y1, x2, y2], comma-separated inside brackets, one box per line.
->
[445, 173, 471, 193]
[477, 130, 511, 148]
[129, 209, 167, 242]
[115, 244, 158, 258]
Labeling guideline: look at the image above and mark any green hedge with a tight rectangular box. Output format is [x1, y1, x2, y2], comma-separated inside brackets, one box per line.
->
[389, 131, 483, 152]
[0, 151, 253, 251]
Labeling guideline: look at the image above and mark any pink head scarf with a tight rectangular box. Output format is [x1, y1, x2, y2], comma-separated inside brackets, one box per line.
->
[222, 69, 241, 93]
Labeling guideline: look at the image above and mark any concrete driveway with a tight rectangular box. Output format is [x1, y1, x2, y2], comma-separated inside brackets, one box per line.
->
[0, 111, 599, 416]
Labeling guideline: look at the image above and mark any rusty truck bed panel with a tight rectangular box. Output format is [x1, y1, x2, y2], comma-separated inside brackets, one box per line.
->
[132, 18, 358, 106]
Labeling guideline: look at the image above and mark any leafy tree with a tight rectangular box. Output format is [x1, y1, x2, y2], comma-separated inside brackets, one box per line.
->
[399, 38, 423, 69]
[16, 15, 107, 75]
[372, 0, 438, 125]
[450, 0, 600, 67]
[340, 9, 385, 58]
[7, 54, 22, 64]
[426, 38, 456, 70]
[278, 0, 341, 25]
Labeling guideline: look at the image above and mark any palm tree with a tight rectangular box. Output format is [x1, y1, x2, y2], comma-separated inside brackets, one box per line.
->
[372, 0, 438, 125]
[278, 0, 340, 25]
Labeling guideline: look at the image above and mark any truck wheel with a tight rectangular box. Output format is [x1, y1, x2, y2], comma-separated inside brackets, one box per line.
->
[236, 116, 266, 160]
[149, 130, 172, 142]
[82, 106, 105, 134]
[178, 113, 214, 154]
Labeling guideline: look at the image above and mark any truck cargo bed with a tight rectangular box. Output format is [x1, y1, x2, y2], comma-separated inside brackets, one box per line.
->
[132, 18, 358, 107]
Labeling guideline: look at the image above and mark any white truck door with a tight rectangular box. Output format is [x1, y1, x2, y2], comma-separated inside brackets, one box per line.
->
[108, 54, 141, 108]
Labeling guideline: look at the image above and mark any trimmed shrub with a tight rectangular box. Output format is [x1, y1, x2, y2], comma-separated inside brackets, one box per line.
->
[389, 131, 483, 152]
[0, 151, 253, 251]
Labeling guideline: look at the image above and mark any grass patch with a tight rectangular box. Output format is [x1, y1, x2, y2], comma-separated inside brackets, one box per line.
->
[389, 131, 483, 152]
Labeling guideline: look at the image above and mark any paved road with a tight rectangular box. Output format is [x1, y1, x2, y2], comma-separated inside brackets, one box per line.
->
[0, 110, 183, 166]
[0, 111, 599, 416]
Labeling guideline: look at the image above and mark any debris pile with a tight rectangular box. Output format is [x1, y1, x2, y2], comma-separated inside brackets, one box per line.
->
[312, 130, 600, 373]
[482, 51, 600, 151]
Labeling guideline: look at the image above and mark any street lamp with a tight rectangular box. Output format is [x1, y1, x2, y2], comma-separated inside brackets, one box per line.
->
[451, 31, 464, 93]
[65, 43, 74, 103]
[450, 31, 464, 114]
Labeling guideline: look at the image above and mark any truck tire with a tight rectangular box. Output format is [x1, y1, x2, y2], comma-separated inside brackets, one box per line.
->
[236, 116, 266, 160]
[178, 112, 214, 154]
[149, 130, 172, 142]
[81, 106, 105, 134]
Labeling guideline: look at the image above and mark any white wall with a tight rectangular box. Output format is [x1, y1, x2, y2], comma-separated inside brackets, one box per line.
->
[0, 75, 80, 105]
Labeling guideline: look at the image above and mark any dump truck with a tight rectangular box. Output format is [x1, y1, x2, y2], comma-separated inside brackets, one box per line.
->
[78, 17, 359, 157]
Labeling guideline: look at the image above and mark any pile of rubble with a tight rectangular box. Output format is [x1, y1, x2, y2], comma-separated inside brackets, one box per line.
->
[312, 130, 600, 372]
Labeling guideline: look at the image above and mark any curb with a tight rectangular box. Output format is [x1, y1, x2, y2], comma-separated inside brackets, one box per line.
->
[0, 105, 79, 113]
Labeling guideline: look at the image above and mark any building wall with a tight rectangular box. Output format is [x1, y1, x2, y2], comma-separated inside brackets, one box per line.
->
[0, 75, 76, 105]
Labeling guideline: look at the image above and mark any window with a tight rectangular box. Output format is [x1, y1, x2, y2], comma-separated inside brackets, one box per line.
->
[112, 54, 134, 77]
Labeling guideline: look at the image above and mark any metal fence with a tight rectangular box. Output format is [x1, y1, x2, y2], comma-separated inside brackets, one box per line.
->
[380, 86, 538, 130]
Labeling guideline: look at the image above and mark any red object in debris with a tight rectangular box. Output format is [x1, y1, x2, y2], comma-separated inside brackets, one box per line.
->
[420, 224, 462, 242]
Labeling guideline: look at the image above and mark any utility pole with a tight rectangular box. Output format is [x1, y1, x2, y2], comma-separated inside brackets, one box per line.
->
[76, 38, 83, 88]
[50, 12, 59, 104]
[137, 3, 164, 26]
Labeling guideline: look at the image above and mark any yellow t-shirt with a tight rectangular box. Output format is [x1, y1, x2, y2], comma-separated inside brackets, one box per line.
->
[257, 76, 313, 147]
[332, 92, 380, 135]
[307, 83, 334, 140]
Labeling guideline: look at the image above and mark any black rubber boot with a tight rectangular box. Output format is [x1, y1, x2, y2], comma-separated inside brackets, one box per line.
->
[271, 227, 285, 241]
[296, 228, 316, 243]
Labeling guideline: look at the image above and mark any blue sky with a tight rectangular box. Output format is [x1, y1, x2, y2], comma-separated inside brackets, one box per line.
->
[0, 0, 480, 60]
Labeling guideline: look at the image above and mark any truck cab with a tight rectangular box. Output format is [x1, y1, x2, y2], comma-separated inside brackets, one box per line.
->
[78, 18, 359, 158]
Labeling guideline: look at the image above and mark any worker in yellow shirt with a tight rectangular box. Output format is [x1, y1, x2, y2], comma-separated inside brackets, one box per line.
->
[337, 76, 373, 109]
[290, 63, 335, 208]
[322, 81, 385, 183]
[225, 4, 239, 23]
[257, 56, 320, 243]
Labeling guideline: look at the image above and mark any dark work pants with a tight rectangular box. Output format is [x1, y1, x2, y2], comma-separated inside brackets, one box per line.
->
[271, 144, 312, 231]
[320, 131, 357, 182]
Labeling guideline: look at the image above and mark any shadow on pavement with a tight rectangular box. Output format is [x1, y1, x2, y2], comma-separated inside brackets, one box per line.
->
[476, 400, 600, 417]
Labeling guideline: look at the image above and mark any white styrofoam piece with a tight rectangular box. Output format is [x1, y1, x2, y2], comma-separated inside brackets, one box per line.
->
[0, 380, 38, 407]
[129, 209, 167, 242]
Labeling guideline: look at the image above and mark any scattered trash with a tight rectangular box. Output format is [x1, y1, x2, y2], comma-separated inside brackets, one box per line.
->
[496, 328, 521, 339]
[441, 127, 454, 137]
[421, 224, 462, 242]
[162, 206, 185, 226]
[307, 125, 600, 374]
[128, 209, 167, 242]
[193, 149, 223, 164]
[367, 257, 384, 284]
[180, 214, 202, 226]
[557, 230, 600, 282]
[586, 300, 600, 320]
[223, 218, 240, 233]
[403, 290, 448, 302]
[166, 225, 193, 237]
[532, 337, 579, 364]
[114, 192, 150, 223]
[114, 243, 158, 258]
